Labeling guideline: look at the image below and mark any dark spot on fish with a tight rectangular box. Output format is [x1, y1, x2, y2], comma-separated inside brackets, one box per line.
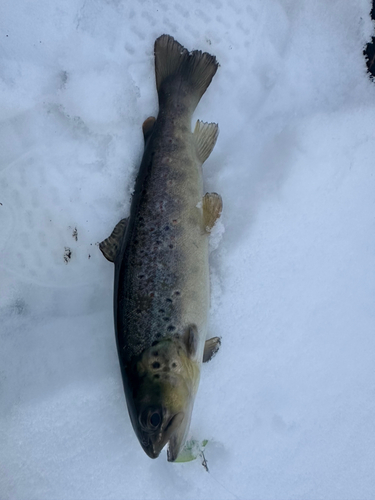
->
[172, 219, 178, 225]
[134, 239, 139, 245]
[152, 362, 160, 369]
[138, 274, 145, 279]
[164, 226, 170, 231]
[142, 189, 147, 195]
[169, 244, 174, 249]
[136, 309, 142, 314]
[152, 351, 158, 357]
[167, 325, 175, 332]
[156, 333, 162, 338]
[154, 374, 160, 379]
[151, 340, 158, 346]
[149, 292, 154, 297]
[174, 291, 180, 296]
[163, 317, 170, 321]
[166, 298, 172, 303]
[139, 216, 144, 221]
[172, 362, 177, 368]
[159, 309, 165, 313]
[156, 240, 161, 245]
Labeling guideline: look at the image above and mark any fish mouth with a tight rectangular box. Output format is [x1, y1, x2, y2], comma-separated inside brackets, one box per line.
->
[166, 436, 181, 462]
[141, 412, 184, 459]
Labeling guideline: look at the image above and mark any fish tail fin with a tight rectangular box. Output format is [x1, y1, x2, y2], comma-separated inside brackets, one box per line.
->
[154, 35, 218, 111]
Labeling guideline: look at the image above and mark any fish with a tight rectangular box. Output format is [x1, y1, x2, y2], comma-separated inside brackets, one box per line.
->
[99, 34, 222, 462]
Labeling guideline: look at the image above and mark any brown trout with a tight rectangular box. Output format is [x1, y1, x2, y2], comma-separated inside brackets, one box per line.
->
[100, 34, 222, 461]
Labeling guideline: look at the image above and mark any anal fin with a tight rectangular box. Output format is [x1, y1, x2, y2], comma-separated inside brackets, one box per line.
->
[194, 120, 219, 164]
[202, 192, 222, 232]
[99, 218, 128, 263]
[203, 337, 221, 363]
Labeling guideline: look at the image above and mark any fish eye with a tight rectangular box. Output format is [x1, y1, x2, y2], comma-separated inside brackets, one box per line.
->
[140, 408, 162, 431]
[149, 412, 161, 428]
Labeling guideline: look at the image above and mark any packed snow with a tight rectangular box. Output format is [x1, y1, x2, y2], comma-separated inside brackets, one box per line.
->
[1, 1, 375, 499]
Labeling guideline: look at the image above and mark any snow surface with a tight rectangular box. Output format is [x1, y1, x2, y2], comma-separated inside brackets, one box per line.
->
[1, 1, 375, 499]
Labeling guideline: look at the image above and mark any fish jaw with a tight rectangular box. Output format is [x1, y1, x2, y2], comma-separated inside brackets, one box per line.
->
[140, 411, 185, 459]
[166, 407, 194, 462]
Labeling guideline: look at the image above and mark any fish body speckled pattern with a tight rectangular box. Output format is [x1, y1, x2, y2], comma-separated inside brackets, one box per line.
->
[100, 34, 222, 461]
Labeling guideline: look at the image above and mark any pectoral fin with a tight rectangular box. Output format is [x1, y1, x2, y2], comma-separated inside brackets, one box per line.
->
[99, 218, 128, 263]
[182, 324, 198, 358]
[202, 192, 222, 232]
[194, 120, 219, 164]
[203, 337, 221, 363]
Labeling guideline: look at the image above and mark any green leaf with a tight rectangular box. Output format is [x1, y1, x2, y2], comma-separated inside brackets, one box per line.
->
[174, 439, 208, 463]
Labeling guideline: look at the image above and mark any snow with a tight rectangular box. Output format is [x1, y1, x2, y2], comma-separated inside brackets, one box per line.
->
[1, 0, 375, 499]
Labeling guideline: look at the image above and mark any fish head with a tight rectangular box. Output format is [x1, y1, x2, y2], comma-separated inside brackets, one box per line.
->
[125, 335, 201, 461]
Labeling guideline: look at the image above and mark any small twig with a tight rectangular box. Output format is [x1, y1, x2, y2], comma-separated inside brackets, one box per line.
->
[200, 450, 209, 472]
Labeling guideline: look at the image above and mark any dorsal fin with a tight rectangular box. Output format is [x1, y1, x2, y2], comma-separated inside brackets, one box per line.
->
[99, 218, 128, 263]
